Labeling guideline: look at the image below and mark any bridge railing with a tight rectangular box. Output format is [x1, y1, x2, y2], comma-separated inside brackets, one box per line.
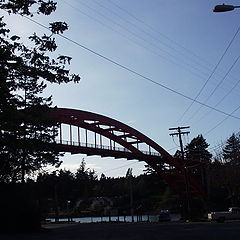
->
[55, 139, 161, 156]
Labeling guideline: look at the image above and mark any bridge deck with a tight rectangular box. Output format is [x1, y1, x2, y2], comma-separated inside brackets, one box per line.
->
[54, 140, 164, 162]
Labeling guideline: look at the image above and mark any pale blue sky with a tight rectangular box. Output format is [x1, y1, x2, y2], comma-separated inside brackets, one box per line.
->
[2, 1, 240, 177]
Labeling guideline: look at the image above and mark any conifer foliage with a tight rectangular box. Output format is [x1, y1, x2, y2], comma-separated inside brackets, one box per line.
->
[0, 0, 80, 182]
[223, 133, 240, 165]
[185, 134, 212, 163]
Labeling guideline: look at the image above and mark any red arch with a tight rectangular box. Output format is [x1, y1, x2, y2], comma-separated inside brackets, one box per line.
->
[48, 108, 206, 199]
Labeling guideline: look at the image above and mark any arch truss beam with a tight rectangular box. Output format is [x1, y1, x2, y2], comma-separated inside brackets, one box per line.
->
[48, 108, 206, 200]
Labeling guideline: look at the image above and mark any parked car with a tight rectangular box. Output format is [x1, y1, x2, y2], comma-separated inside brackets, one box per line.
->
[208, 207, 240, 223]
[158, 210, 171, 222]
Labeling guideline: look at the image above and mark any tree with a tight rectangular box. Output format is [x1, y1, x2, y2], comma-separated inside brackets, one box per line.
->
[75, 158, 97, 181]
[0, 1, 80, 232]
[185, 135, 212, 163]
[223, 133, 240, 165]
[75, 158, 97, 198]
[0, 1, 80, 183]
[184, 135, 212, 202]
[126, 168, 134, 221]
[218, 133, 240, 205]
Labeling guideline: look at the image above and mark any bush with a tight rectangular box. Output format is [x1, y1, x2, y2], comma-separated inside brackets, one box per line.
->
[0, 184, 41, 233]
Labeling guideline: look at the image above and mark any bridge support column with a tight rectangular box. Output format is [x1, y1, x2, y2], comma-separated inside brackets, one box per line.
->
[78, 127, 80, 146]
[85, 129, 88, 146]
[70, 124, 72, 145]
[95, 132, 97, 148]
[59, 124, 62, 144]
[110, 138, 112, 150]
[100, 135, 102, 148]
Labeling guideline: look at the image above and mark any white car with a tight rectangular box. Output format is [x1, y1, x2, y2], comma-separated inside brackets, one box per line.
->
[208, 207, 240, 223]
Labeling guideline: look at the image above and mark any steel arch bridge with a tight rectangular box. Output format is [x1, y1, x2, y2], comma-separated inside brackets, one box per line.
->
[48, 107, 206, 200]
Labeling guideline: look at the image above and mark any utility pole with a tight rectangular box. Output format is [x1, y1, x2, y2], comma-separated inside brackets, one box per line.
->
[126, 168, 134, 222]
[169, 126, 190, 219]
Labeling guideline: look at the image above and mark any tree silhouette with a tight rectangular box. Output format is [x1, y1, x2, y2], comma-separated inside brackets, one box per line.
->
[0, 0, 80, 232]
[223, 133, 240, 165]
[185, 135, 212, 163]
[0, 1, 80, 183]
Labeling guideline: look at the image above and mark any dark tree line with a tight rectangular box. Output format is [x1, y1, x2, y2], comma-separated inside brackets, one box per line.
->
[35, 159, 176, 220]
[180, 133, 240, 212]
[30, 130, 240, 222]
[0, 0, 79, 232]
[210, 133, 240, 210]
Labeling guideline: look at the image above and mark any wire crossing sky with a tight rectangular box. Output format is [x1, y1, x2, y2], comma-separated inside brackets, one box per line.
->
[187, 55, 240, 122]
[21, 14, 240, 121]
[2, 0, 240, 177]
[178, 25, 240, 123]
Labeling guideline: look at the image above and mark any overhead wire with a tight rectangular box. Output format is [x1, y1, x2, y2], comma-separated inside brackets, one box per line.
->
[5, 3, 240, 169]
[93, 0, 211, 77]
[61, 0, 143, 44]
[69, 0, 210, 80]
[10, 11, 240, 121]
[204, 104, 240, 136]
[107, 0, 240, 102]
[62, 1, 240, 138]
[108, 0, 240, 100]
[171, 135, 180, 148]
[87, 1, 240, 153]
[187, 55, 240, 122]
[63, 0, 240, 102]
[177, 25, 240, 123]
[101, 161, 139, 173]
[166, 146, 179, 152]
[183, 134, 189, 147]
[61, 0, 194, 74]
[194, 65, 240, 124]
[5, 3, 240, 132]
[208, 142, 225, 151]
[108, 0, 216, 72]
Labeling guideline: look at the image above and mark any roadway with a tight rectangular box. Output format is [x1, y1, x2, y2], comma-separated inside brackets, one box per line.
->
[2, 221, 240, 240]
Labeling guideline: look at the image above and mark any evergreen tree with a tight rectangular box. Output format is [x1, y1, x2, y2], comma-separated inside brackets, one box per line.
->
[185, 135, 212, 163]
[223, 133, 240, 165]
[184, 135, 212, 198]
[0, 1, 80, 183]
[216, 133, 240, 206]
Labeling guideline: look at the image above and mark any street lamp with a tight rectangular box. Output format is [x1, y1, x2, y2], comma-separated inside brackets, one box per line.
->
[213, 4, 240, 12]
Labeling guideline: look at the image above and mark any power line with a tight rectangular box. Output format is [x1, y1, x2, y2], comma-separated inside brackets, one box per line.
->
[171, 135, 180, 148]
[102, 161, 139, 173]
[108, 0, 215, 71]
[90, 1, 240, 144]
[66, 0, 209, 80]
[208, 142, 225, 151]
[207, 131, 240, 153]
[205, 104, 240, 136]
[107, 0, 240, 101]
[195, 66, 240, 123]
[166, 146, 179, 152]
[63, 0, 240, 101]
[187, 55, 240, 122]
[93, 0, 210, 77]
[62, 0, 183, 69]
[178, 25, 240, 123]
[10, 12, 240, 120]
[108, 0, 240, 101]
